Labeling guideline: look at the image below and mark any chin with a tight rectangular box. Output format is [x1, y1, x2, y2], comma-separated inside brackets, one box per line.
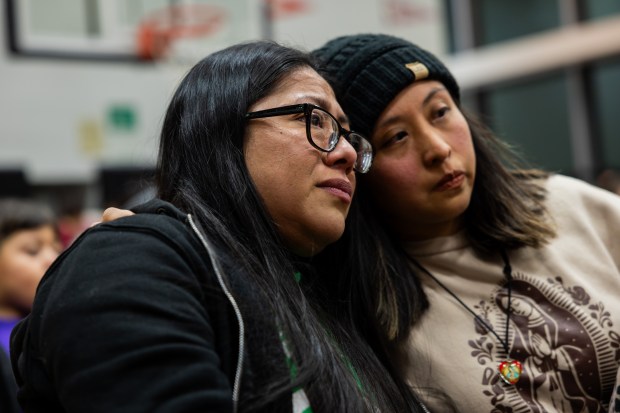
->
[304, 227, 346, 257]
[286, 212, 347, 256]
[323, 216, 346, 240]
[448, 190, 472, 214]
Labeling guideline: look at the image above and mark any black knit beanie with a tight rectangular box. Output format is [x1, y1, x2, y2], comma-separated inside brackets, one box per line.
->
[313, 33, 460, 138]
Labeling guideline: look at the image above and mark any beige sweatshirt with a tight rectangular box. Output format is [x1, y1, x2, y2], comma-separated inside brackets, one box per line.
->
[404, 174, 620, 413]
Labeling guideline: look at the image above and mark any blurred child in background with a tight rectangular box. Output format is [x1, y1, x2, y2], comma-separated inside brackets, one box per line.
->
[0, 198, 61, 413]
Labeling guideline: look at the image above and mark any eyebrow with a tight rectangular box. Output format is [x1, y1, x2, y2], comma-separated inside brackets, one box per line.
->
[422, 87, 446, 106]
[296, 95, 349, 124]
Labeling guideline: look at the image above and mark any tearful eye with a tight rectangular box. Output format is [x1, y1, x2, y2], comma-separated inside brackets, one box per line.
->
[309, 113, 323, 128]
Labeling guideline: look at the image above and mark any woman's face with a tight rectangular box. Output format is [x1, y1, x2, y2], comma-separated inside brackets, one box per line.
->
[244, 67, 358, 256]
[0, 225, 60, 316]
[366, 80, 476, 241]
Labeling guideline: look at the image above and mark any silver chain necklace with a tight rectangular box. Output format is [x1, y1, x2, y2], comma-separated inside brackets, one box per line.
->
[408, 250, 523, 385]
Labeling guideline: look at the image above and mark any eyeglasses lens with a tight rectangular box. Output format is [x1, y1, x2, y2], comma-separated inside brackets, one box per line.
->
[308, 107, 372, 173]
[349, 133, 373, 173]
[309, 108, 339, 151]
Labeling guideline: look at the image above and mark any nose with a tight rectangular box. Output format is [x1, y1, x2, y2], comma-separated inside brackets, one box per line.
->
[324, 135, 357, 173]
[421, 129, 451, 167]
[41, 246, 59, 270]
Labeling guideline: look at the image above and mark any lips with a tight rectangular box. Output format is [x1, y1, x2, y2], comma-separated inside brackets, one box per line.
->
[317, 178, 353, 202]
[435, 171, 465, 191]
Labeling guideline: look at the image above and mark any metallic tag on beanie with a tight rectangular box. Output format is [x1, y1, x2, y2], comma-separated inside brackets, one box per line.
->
[405, 62, 429, 80]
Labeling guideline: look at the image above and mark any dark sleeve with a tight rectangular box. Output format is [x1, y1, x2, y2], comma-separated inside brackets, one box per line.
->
[29, 222, 234, 412]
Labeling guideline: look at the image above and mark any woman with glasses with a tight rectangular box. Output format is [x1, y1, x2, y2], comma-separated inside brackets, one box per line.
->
[10, 41, 425, 412]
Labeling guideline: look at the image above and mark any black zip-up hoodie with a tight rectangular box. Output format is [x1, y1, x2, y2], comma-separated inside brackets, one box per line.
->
[10, 199, 290, 412]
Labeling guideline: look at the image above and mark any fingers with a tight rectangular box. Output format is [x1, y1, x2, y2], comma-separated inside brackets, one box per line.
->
[101, 207, 135, 223]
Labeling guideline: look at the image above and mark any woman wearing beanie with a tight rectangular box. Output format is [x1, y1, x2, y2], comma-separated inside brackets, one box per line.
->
[313, 33, 620, 412]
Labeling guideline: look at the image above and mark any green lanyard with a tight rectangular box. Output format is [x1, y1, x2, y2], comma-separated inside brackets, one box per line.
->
[280, 271, 313, 412]
[289, 272, 365, 391]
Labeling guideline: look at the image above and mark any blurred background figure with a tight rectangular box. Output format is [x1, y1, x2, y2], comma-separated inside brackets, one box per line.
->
[0, 198, 61, 413]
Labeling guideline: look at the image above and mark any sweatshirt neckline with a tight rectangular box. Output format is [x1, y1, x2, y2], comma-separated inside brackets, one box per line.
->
[402, 230, 469, 257]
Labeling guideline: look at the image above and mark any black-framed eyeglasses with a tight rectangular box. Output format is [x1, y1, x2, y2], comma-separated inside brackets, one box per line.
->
[245, 103, 373, 173]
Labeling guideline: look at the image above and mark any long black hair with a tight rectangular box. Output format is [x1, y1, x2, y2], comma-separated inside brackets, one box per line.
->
[156, 41, 424, 412]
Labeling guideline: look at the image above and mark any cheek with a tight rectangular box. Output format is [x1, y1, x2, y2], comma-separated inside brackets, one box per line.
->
[455, 134, 473, 154]
[0, 254, 44, 299]
[365, 156, 420, 198]
[8, 254, 46, 281]
[247, 145, 314, 192]
[245, 132, 286, 199]
[451, 117, 475, 158]
[245, 139, 320, 226]
[245, 127, 317, 185]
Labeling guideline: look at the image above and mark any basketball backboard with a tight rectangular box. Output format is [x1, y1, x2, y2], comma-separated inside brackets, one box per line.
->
[5, 0, 267, 62]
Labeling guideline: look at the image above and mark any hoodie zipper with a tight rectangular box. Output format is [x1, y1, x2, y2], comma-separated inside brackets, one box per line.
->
[187, 214, 245, 413]
[188, 214, 429, 413]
